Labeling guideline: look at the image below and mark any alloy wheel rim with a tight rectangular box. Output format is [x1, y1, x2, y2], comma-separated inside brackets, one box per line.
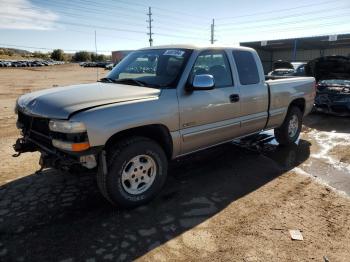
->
[121, 154, 157, 195]
[288, 114, 299, 138]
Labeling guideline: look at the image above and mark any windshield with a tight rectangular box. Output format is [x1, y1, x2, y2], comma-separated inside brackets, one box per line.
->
[319, 79, 350, 87]
[104, 49, 192, 88]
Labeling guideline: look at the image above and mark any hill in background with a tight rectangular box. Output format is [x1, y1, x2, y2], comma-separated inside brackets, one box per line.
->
[0, 47, 37, 60]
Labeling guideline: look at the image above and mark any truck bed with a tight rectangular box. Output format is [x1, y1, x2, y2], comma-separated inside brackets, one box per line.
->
[265, 77, 315, 129]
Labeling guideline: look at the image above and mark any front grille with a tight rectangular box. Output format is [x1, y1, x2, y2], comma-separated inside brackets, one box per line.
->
[18, 110, 53, 149]
[31, 117, 50, 135]
[17, 110, 32, 130]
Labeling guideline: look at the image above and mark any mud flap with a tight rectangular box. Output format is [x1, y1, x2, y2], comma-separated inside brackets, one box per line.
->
[98, 150, 108, 176]
[97, 150, 113, 203]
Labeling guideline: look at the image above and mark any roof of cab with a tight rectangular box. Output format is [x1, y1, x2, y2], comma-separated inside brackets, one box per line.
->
[139, 44, 255, 52]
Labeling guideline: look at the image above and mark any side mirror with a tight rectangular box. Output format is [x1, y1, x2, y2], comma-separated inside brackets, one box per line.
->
[191, 74, 215, 91]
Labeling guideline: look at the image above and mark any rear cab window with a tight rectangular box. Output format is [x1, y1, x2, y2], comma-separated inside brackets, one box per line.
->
[232, 50, 260, 85]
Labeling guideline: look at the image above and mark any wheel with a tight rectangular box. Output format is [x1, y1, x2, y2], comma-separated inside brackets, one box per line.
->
[274, 106, 302, 146]
[97, 137, 168, 208]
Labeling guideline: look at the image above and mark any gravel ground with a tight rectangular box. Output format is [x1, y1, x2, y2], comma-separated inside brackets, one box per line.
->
[0, 65, 349, 261]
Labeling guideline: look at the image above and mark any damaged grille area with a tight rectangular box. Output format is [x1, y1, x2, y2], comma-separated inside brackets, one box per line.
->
[17, 110, 53, 150]
[17, 110, 89, 151]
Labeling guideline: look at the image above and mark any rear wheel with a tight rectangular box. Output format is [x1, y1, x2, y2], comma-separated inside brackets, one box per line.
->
[274, 106, 303, 146]
[97, 137, 168, 208]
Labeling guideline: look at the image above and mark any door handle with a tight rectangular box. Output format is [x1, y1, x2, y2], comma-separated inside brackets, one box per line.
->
[229, 94, 240, 103]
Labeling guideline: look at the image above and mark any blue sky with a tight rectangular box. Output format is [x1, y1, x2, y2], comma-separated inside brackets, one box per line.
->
[1, 0, 350, 54]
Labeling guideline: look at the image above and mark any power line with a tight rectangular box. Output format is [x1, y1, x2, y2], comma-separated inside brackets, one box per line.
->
[231, 20, 350, 36]
[32, 0, 146, 20]
[0, 12, 146, 34]
[216, 11, 350, 32]
[217, 6, 350, 27]
[21, 7, 146, 28]
[1, 12, 208, 41]
[28, 0, 209, 36]
[215, 0, 342, 20]
[19, 5, 208, 36]
[32, 0, 208, 26]
[58, 28, 142, 42]
[114, 0, 208, 20]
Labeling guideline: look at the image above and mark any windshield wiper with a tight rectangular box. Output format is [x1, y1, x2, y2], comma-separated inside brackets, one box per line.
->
[99, 77, 161, 88]
[98, 77, 116, 83]
[113, 78, 146, 87]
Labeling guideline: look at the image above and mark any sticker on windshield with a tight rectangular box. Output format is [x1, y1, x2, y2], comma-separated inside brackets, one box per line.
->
[163, 50, 185, 57]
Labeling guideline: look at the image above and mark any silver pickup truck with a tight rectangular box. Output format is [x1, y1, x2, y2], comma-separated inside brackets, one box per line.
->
[14, 45, 315, 207]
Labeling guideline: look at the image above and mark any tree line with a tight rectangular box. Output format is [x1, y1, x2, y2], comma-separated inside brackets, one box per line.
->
[28, 49, 111, 62]
[0, 48, 111, 62]
[49, 49, 111, 62]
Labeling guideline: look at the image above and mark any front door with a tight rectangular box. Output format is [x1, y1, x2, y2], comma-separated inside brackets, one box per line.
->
[178, 49, 241, 154]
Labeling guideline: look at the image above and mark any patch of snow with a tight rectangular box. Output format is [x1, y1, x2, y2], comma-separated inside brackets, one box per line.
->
[308, 130, 350, 172]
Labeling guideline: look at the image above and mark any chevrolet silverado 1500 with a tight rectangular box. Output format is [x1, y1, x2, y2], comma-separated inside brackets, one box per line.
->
[14, 45, 315, 207]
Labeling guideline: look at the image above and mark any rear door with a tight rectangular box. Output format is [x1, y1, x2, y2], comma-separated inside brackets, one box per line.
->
[178, 49, 241, 154]
[232, 50, 269, 134]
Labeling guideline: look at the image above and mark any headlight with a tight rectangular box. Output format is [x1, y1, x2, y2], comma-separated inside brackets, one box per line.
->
[49, 120, 87, 133]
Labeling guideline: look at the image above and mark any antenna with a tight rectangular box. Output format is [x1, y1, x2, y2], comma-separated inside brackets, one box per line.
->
[95, 30, 99, 81]
[210, 19, 216, 44]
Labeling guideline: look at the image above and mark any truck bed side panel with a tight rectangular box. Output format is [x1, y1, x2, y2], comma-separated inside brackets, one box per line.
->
[265, 77, 315, 129]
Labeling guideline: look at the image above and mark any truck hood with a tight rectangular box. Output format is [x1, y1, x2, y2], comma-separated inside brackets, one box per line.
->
[305, 56, 350, 82]
[17, 82, 161, 119]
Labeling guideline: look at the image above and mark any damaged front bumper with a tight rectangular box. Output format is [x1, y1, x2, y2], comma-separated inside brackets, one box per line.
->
[13, 135, 103, 172]
[13, 109, 104, 172]
[314, 92, 350, 116]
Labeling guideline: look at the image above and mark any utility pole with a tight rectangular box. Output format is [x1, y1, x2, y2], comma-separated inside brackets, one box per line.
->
[147, 7, 153, 46]
[210, 18, 216, 44]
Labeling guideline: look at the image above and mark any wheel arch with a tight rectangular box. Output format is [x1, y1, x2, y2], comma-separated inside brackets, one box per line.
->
[289, 97, 306, 114]
[104, 124, 173, 159]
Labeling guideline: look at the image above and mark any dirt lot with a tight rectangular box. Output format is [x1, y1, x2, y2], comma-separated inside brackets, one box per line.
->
[0, 65, 350, 262]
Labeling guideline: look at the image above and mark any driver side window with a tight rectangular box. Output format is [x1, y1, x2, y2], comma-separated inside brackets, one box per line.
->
[191, 50, 233, 88]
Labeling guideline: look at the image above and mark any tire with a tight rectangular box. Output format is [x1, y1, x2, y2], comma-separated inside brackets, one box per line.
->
[97, 136, 168, 208]
[274, 106, 303, 146]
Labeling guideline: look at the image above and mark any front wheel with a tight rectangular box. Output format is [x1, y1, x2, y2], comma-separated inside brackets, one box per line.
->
[97, 137, 168, 208]
[274, 106, 303, 146]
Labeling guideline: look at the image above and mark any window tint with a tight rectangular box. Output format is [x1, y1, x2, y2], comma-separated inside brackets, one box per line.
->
[191, 50, 233, 87]
[232, 50, 260, 85]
